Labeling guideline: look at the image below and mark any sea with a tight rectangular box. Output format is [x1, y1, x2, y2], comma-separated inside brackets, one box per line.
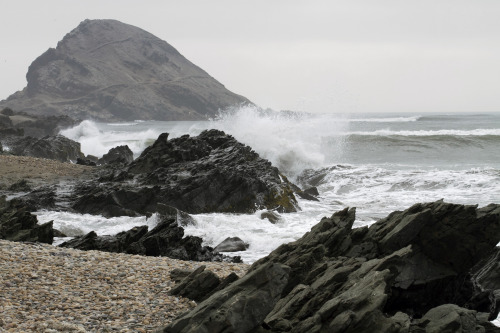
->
[35, 106, 500, 264]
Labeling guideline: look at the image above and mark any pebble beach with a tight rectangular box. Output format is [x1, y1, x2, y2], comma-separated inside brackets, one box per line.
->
[0, 240, 249, 332]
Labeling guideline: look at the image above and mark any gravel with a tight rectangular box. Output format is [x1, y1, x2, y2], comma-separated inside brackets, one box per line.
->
[0, 239, 249, 332]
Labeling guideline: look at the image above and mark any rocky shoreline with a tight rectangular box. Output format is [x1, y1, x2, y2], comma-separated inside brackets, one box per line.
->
[0, 239, 249, 332]
[2, 120, 500, 332]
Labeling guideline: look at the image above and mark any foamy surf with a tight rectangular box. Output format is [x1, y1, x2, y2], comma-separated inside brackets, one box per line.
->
[53, 109, 500, 263]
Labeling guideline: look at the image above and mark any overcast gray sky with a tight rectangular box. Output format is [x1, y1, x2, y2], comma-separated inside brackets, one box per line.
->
[1, 0, 499, 113]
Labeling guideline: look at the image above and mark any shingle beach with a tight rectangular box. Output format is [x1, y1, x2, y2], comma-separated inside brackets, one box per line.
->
[0, 240, 249, 332]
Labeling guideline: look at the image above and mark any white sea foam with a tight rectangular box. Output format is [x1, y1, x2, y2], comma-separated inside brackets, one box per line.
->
[51, 110, 500, 264]
[60, 120, 163, 158]
[34, 211, 160, 237]
[349, 128, 500, 136]
[348, 116, 421, 123]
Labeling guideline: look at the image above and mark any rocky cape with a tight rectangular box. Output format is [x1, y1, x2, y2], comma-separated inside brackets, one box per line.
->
[161, 200, 500, 333]
[0, 19, 250, 121]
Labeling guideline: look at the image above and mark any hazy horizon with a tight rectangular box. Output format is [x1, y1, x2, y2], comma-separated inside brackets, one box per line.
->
[1, 0, 499, 114]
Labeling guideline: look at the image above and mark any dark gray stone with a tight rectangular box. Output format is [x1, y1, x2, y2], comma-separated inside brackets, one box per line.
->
[163, 262, 290, 333]
[0, 195, 54, 244]
[7, 135, 84, 162]
[214, 237, 249, 252]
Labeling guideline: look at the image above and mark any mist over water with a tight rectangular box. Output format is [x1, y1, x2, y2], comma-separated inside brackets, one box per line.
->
[51, 108, 500, 263]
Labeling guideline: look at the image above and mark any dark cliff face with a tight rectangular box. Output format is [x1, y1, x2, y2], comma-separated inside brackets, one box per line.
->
[0, 19, 251, 121]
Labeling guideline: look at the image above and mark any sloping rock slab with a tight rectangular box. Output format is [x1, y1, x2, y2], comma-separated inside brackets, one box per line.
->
[160, 200, 500, 333]
[163, 262, 290, 333]
[7, 134, 84, 162]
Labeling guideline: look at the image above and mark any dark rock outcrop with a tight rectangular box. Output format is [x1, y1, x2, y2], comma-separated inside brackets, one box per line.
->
[76, 157, 97, 166]
[169, 265, 241, 303]
[214, 237, 249, 252]
[0, 108, 76, 138]
[0, 196, 54, 244]
[161, 200, 500, 333]
[164, 262, 290, 333]
[70, 130, 299, 217]
[6, 135, 84, 162]
[60, 204, 238, 262]
[0, 19, 250, 122]
[97, 145, 134, 165]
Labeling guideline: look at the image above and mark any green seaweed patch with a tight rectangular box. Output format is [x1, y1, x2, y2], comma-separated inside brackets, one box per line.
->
[264, 186, 298, 213]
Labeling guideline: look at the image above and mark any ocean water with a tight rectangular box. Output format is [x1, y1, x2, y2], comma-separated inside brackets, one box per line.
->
[35, 107, 500, 264]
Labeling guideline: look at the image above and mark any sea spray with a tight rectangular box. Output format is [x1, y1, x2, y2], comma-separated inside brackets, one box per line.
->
[208, 105, 348, 178]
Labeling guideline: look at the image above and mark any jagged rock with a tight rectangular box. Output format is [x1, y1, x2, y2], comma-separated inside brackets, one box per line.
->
[7, 135, 84, 162]
[214, 237, 249, 252]
[156, 204, 197, 227]
[163, 262, 290, 333]
[168, 266, 222, 302]
[260, 210, 282, 224]
[295, 186, 320, 201]
[0, 195, 54, 244]
[0, 19, 250, 122]
[69, 130, 299, 217]
[60, 207, 238, 262]
[97, 145, 134, 165]
[161, 200, 500, 333]
[169, 266, 241, 303]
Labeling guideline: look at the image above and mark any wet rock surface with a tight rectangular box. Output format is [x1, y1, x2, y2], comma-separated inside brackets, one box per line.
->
[161, 200, 500, 333]
[5, 134, 84, 162]
[69, 129, 299, 217]
[0, 196, 54, 244]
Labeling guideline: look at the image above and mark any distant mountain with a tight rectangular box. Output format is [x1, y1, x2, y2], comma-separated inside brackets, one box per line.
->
[0, 19, 251, 121]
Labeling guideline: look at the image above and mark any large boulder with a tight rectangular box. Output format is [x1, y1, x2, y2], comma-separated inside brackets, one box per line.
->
[214, 237, 249, 252]
[0, 196, 54, 244]
[160, 200, 500, 333]
[7, 134, 84, 162]
[69, 129, 299, 217]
